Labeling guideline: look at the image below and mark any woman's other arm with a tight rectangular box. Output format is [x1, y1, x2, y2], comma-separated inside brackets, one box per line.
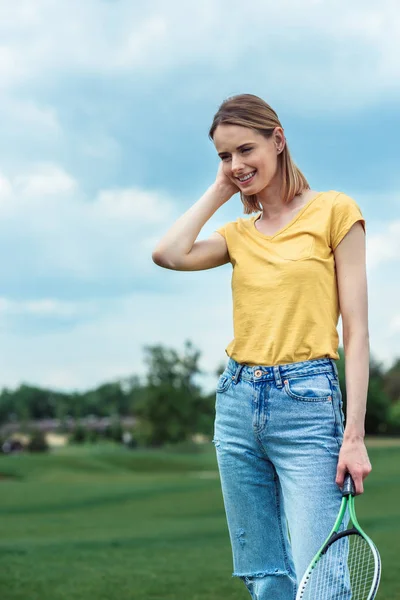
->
[334, 221, 372, 494]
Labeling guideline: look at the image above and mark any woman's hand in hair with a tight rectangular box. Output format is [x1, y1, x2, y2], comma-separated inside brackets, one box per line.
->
[213, 161, 241, 202]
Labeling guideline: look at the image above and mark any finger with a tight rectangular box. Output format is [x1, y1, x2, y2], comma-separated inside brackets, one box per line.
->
[352, 470, 364, 495]
[335, 463, 347, 488]
[355, 465, 372, 495]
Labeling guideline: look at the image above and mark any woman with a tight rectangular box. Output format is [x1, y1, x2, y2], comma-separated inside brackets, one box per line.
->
[152, 93, 371, 599]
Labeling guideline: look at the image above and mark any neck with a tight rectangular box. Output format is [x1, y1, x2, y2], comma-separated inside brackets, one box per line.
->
[255, 175, 311, 221]
[255, 174, 285, 220]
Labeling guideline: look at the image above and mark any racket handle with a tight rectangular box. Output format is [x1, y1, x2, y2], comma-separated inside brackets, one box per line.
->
[342, 473, 356, 496]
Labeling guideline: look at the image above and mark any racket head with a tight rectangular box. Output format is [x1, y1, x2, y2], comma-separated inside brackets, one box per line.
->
[296, 528, 381, 600]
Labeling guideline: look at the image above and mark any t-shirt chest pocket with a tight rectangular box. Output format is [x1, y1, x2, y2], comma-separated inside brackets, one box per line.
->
[270, 233, 314, 261]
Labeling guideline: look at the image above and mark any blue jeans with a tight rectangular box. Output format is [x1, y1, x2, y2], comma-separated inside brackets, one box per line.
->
[212, 356, 347, 600]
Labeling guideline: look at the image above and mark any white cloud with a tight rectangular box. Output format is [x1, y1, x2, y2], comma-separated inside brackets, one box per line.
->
[367, 220, 400, 268]
[0, 280, 231, 392]
[0, 98, 60, 132]
[390, 315, 400, 335]
[94, 188, 173, 222]
[119, 16, 168, 68]
[0, 297, 78, 317]
[36, 368, 83, 391]
[0, 1, 399, 110]
[0, 173, 12, 198]
[15, 164, 77, 196]
[0, 163, 177, 286]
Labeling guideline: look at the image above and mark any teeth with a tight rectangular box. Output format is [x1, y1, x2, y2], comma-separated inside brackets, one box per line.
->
[238, 171, 256, 182]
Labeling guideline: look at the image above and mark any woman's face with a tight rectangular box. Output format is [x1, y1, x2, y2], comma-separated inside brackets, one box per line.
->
[213, 124, 285, 194]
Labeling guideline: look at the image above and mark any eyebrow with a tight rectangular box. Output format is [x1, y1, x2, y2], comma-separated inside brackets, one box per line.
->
[217, 143, 254, 158]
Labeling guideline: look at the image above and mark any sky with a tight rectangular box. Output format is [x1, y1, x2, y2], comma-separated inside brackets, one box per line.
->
[0, 0, 399, 395]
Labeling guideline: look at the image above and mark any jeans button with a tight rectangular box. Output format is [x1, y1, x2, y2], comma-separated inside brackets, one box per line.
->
[255, 370, 262, 377]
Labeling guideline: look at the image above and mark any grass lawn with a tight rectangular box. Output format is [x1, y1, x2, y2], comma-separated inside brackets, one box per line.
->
[0, 440, 399, 599]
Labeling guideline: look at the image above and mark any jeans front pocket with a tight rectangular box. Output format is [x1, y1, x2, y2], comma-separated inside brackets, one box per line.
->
[216, 370, 234, 394]
[283, 373, 332, 402]
[330, 379, 346, 432]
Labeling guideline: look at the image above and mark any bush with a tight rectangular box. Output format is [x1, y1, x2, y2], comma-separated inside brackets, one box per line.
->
[86, 428, 99, 444]
[365, 379, 391, 435]
[104, 420, 124, 443]
[121, 430, 138, 449]
[27, 430, 49, 452]
[387, 402, 400, 435]
[69, 424, 87, 444]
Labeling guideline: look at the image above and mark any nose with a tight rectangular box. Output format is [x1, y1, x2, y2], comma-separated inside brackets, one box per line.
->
[231, 154, 245, 175]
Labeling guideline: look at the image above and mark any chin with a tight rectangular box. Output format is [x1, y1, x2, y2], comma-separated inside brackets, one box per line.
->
[243, 184, 262, 196]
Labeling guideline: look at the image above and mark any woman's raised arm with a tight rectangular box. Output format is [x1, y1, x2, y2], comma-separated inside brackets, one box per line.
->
[152, 166, 238, 271]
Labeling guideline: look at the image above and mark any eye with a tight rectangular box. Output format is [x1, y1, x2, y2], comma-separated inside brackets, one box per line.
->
[241, 147, 252, 153]
[220, 155, 231, 162]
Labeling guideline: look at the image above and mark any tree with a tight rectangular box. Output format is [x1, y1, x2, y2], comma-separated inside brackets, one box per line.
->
[143, 340, 202, 391]
[336, 348, 391, 434]
[387, 402, 400, 434]
[365, 378, 391, 434]
[383, 358, 400, 404]
[134, 340, 212, 447]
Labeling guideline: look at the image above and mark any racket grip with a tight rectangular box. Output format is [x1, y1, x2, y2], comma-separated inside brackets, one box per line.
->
[342, 473, 356, 496]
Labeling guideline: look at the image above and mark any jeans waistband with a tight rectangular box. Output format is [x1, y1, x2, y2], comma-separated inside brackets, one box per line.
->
[226, 356, 339, 387]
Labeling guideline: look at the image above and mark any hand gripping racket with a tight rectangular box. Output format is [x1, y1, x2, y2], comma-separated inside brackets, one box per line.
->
[296, 473, 381, 599]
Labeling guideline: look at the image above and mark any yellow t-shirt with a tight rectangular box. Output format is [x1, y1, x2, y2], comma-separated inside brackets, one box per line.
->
[215, 190, 365, 366]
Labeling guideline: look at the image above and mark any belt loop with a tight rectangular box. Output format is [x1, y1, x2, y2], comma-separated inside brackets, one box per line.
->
[273, 365, 283, 388]
[233, 362, 245, 384]
[330, 358, 339, 378]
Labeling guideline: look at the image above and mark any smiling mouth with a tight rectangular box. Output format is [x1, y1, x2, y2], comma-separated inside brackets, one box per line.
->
[236, 170, 257, 183]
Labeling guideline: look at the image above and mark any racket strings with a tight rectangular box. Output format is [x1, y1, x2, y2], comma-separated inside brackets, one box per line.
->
[299, 533, 376, 599]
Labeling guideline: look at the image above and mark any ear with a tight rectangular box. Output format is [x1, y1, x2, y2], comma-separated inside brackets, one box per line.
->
[274, 127, 286, 153]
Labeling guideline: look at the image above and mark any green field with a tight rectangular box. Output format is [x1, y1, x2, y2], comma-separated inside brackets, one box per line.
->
[0, 441, 399, 599]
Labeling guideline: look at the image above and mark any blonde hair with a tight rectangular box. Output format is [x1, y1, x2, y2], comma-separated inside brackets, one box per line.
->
[208, 94, 310, 214]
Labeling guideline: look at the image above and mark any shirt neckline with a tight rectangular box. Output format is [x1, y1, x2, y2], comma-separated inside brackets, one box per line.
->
[251, 191, 329, 240]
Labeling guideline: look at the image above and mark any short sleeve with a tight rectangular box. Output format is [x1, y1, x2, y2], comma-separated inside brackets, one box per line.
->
[214, 221, 234, 264]
[215, 224, 227, 239]
[330, 193, 366, 250]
